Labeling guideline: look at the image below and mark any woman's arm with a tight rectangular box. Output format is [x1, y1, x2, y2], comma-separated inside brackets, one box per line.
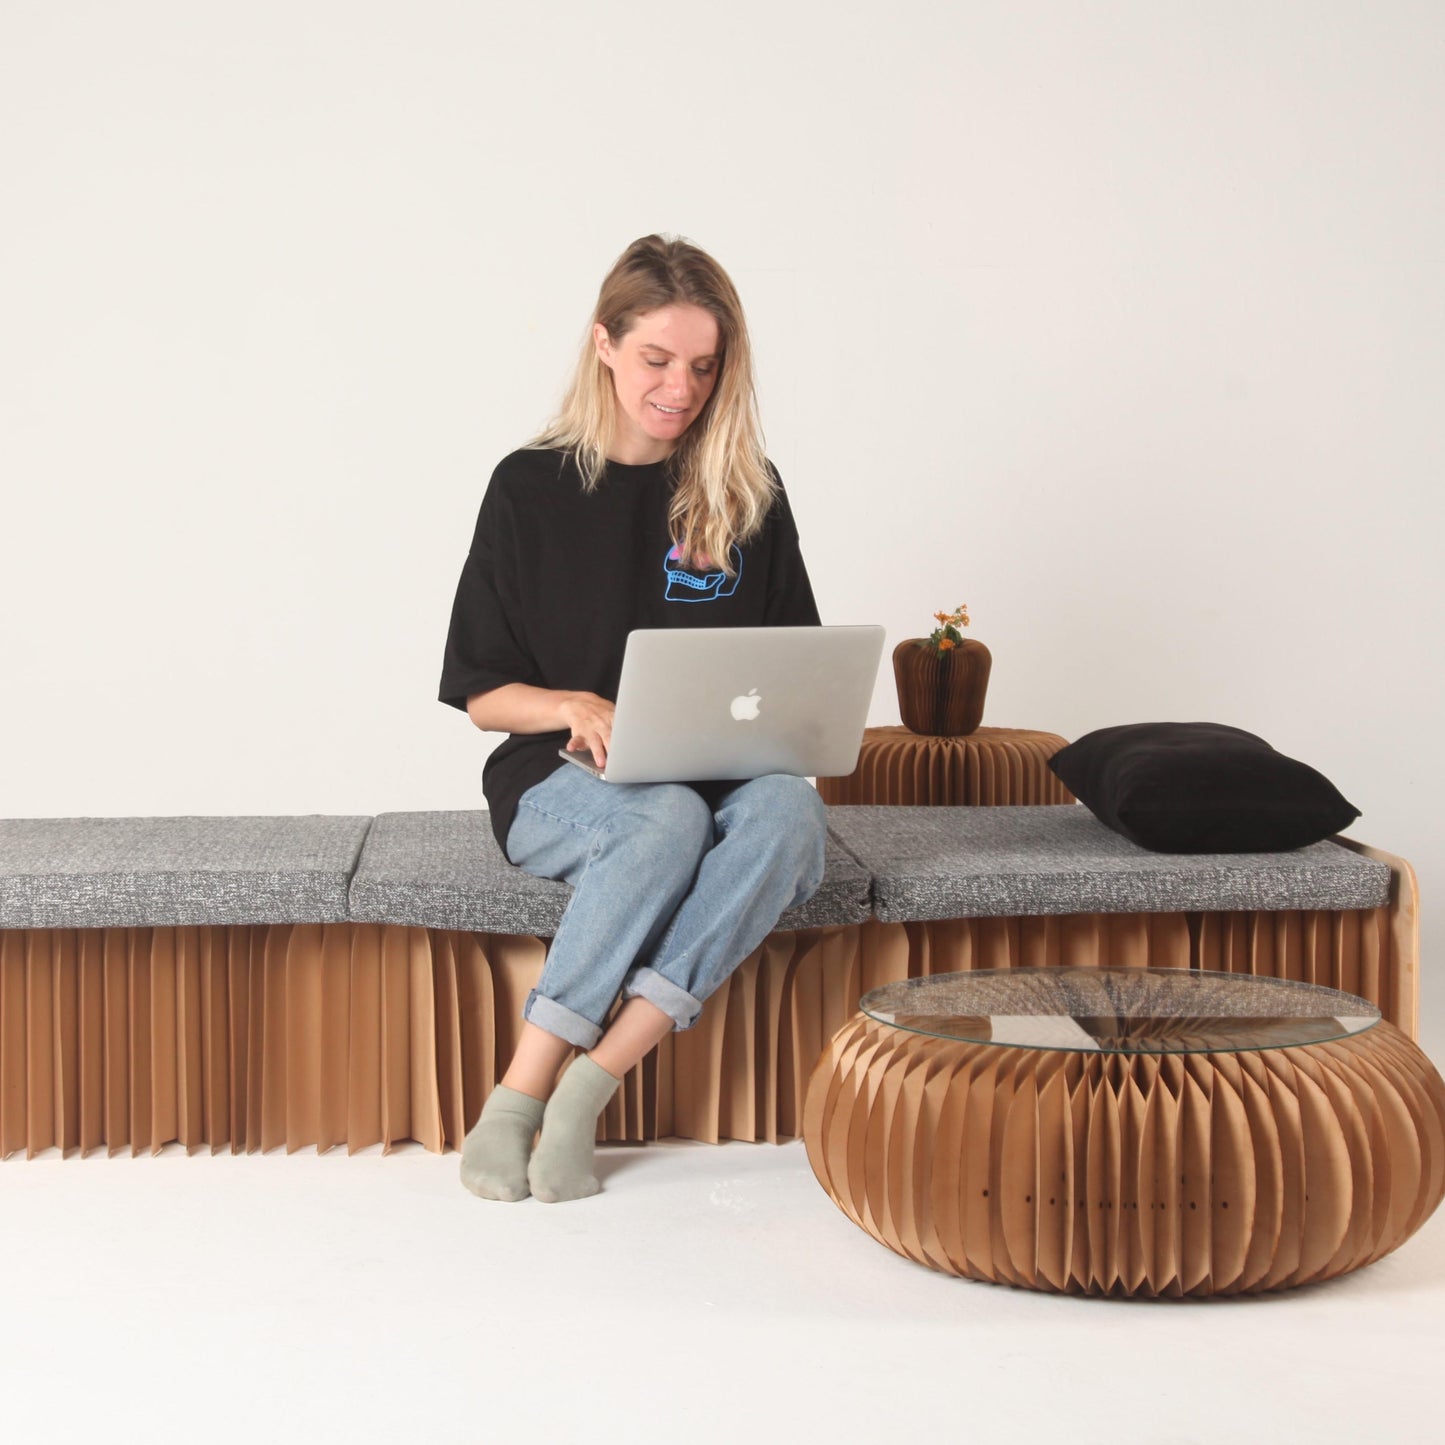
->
[764, 468, 822, 627]
[467, 684, 617, 766]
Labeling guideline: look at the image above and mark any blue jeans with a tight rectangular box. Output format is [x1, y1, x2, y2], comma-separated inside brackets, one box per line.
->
[506, 766, 829, 1050]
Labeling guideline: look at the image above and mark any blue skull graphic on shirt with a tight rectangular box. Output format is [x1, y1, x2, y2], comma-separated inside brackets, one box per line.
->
[663, 542, 743, 602]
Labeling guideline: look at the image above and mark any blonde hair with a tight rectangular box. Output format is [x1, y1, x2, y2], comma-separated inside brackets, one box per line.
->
[522, 234, 776, 576]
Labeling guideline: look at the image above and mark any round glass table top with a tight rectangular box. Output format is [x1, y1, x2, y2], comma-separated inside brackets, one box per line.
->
[858, 967, 1381, 1055]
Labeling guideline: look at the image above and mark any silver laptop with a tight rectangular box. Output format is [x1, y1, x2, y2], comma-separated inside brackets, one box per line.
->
[558, 625, 885, 783]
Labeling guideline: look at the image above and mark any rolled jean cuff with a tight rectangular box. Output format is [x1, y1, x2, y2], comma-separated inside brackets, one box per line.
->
[621, 966, 705, 1033]
[523, 989, 603, 1050]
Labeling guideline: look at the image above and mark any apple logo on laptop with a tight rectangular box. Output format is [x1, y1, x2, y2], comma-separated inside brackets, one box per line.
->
[730, 688, 762, 722]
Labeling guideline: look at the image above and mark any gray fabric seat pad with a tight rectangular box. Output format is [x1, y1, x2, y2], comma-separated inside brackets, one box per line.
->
[1, 806, 1393, 935]
[825, 804, 1391, 923]
[0, 816, 372, 928]
[348, 810, 873, 935]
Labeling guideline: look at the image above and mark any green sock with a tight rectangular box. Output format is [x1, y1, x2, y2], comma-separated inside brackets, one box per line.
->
[460, 1084, 547, 1202]
[527, 1054, 622, 1203]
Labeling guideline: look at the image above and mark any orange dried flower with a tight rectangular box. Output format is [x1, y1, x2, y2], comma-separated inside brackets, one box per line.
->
[920, 601, 972, 654]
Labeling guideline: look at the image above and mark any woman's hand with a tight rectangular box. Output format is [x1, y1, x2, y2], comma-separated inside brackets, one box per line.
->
[558, 691, 616, 768]
[466, 684, 616, 755]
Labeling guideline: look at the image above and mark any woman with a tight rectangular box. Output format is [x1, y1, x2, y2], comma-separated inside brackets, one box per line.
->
[438, 234, 826, 1204]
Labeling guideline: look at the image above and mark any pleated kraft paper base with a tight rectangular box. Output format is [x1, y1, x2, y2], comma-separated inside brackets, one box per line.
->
[0, 845, 1418, 1160]
[802, 1012, 1445, 1296]
[815, 726, 1075, 806]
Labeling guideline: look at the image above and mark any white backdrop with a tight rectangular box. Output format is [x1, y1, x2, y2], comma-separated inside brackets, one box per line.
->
[3, 1, 1442, 1035]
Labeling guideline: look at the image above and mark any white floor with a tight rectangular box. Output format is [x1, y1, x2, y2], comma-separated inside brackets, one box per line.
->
[5, 1019, 1444, 1445]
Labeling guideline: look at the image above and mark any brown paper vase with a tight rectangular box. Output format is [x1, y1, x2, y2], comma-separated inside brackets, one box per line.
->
[893, 638, 992, 736]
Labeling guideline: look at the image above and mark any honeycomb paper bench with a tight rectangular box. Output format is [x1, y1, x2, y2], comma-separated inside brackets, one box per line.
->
[0, 807, 1416, 1161]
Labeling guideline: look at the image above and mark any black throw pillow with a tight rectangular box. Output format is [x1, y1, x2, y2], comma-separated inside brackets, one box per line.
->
[1047, 722, 1361, 853]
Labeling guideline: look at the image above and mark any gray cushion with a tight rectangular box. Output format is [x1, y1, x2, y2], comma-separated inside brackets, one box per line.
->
[0, 816, 372, 928]
[349, 812, 570, 934]
[825, 804, 1392, 923]
[348, 810, 872, 935]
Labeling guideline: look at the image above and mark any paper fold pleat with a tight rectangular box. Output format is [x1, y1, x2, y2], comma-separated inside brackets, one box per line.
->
[816, 726, 1074, 806]
[803, 1011, 1445, 1296]
[0, 887, 1418, 1161]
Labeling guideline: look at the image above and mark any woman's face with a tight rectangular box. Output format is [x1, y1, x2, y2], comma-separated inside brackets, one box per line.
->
[594, 304, 721, 464]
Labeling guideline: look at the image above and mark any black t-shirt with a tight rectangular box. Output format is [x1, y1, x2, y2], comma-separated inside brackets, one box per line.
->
[438, 446, 822, 858]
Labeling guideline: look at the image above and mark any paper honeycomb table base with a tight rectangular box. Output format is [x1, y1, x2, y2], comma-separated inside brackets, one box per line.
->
[815, 726, 1075, 806]
[803, 996, 1445, 1296]
[0, 845, 1418, 1160]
